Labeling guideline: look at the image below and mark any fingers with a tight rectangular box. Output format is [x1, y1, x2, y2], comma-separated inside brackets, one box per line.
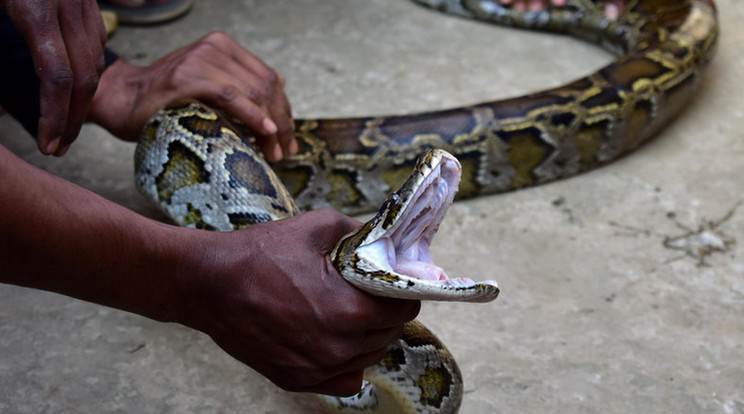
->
[52, 2, 106, 155]
[308, 370, 366, 397]
[84, 0, 109, 49]
[361, 326, 406, 353]
[604, 0, 624, 20]
[497, 0, 569, 12]
[528, 0, 544, 11]
[191, 208, 419, 398]
[298, 346, 389, 396]
[118, 32, 297, 160]
[498, 0, 624, 19]
[214, 36, 296, 156]
[302, 209, 362, 253]
[188, 32, 296, 162]
[364, 297, 421, 330]
[14, 2, 74, 155]
[263, 324, 403, 395]
[8, 0, 107, 156]
[33, 27, 73, 156]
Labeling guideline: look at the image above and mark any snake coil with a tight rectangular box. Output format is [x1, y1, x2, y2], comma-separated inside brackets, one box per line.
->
[135, 1, 718, 413]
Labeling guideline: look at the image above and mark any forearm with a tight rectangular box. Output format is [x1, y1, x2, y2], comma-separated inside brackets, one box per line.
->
[0, 144, 197, 322]
[0, 143, 424, 395]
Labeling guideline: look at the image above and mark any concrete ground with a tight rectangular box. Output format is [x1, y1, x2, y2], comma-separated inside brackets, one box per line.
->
[1, 0, 742, 413]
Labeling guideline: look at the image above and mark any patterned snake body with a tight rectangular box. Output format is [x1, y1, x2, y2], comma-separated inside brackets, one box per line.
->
[274, 0, 718, 216]
[135, 1, 718, 413]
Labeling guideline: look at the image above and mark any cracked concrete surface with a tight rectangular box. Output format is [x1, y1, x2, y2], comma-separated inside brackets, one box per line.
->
[1, 0, 742, 413]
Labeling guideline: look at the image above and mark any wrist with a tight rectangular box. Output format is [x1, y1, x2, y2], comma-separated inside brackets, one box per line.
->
[134, 222, 221, 325]
[158, 227, 241, 331]
[88, 59, 142, 140]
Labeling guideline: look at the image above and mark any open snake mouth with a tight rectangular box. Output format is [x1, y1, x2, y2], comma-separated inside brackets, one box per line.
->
[356, 152, 472, 286]
[334, 149, 498, 302]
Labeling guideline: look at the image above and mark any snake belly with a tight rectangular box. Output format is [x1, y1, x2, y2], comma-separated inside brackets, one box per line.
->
[134, 1, 718, 413]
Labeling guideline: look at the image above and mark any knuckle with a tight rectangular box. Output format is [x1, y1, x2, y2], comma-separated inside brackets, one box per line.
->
[190, 40, 217, 57]
[169, 60, 195, 84]
[196, 31, 234, 54]
[324, 343, 353, 365]
[336, 299, 373, 329]
[261, 68, 281, 86]
[6, 1, 43, 23]
[44, 66, 75, 90]
[218, 84, 240, 104]
[203, 31, 229, 44]
[244, 87, 263, 105]
[277, 118, 295, 137]
[77, 72, 100, 97]
[237, 104, 262, 125]
[258, 83, 275, 101]
[259, 71, 283, 99]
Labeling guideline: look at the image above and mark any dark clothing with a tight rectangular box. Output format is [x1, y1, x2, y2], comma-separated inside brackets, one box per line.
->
[0, 10, 119, 138]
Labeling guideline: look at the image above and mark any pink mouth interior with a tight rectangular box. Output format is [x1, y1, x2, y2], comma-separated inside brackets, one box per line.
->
[358, 157, 476, 286]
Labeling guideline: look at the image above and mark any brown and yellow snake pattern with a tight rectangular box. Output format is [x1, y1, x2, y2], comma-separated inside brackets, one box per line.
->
[135, 1, 718, 413]
[269, 0, 719, 216]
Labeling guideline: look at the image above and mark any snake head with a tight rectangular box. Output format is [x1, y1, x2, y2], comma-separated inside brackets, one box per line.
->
[331, 149, 499, 303]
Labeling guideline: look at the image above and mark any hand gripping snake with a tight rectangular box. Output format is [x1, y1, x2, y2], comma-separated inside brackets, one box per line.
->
[134, 0, 718, 413]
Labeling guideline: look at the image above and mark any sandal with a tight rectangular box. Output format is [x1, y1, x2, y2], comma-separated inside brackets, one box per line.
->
[98, 0, 195, 25]
[100, 10, 119, 37]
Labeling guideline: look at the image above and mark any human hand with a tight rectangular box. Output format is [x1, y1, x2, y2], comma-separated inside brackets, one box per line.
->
[1, 0, 107, 156]
[177, 209, 421, 396]
[497, 0, 627, 19]
[497, 0, 565, 11]
[88, 31, 296, 162]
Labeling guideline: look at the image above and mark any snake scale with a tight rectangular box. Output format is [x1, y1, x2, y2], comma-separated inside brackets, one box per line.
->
[134, 0, 718, 413]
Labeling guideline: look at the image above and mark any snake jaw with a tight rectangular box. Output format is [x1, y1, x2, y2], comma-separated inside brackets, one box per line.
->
[334, 149, 499, 302]
[365, 153, 459, 281]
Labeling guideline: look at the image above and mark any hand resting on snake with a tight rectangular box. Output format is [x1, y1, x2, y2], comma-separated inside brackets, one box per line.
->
[135, 0, 717, 413]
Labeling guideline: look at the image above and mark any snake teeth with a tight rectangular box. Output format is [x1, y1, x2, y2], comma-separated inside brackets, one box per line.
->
[361, 152, 458, 282]
[333, 149, 500, 303]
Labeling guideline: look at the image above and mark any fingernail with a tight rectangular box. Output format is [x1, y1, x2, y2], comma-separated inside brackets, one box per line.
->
[44, 137, 61, 155]
[263, 118, 278, 135]
[605, 3, 619, 20]
[288, 139, 298, 155]
[272, 143, 283, 161]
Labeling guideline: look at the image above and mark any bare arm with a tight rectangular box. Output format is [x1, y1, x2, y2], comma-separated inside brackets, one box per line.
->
[0, 145, 420, 396]
[0, 143, 185, 317]
[1, 6, 417, 396]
